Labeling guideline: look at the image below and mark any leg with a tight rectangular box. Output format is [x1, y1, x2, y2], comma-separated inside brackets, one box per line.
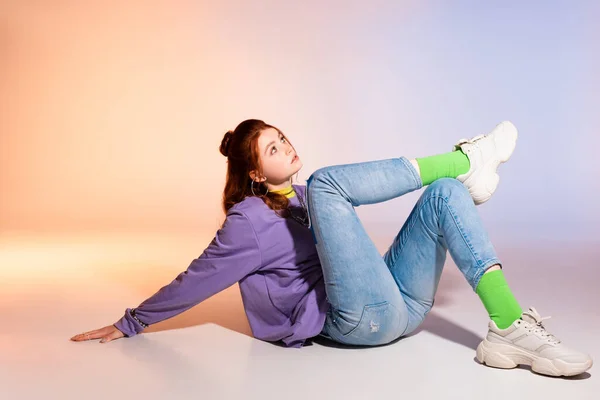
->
[383, 178, 501, 336]
[306, 157, 422, 346]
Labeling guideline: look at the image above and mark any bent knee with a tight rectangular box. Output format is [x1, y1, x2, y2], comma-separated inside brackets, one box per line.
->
[426, 178, 469, 199]
[307, 167, 334, 190]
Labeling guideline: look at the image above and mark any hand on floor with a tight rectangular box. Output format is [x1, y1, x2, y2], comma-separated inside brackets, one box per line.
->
[70, 324, 125, 344]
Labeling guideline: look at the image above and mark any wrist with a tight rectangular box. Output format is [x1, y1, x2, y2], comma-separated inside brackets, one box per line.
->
[129, 308, 149, 328]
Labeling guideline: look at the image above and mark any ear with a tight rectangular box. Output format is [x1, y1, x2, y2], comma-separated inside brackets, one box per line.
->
[249, 170, 266, 182]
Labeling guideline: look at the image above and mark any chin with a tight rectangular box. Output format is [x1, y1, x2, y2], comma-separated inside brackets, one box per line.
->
[292, 160, 303, 173]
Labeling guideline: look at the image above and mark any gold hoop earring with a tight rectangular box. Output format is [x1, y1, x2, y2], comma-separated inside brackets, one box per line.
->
[251, 179, 269, 197]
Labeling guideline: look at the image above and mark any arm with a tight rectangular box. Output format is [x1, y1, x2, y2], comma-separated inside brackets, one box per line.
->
[113, 209, 261, 337]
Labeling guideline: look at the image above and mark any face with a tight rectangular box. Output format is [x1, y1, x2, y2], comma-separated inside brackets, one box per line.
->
[252, 127, 303, 190]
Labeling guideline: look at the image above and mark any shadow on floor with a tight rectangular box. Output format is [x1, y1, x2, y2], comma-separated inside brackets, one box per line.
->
[311, 313, 592, 380]
[310, 310, 482, 350]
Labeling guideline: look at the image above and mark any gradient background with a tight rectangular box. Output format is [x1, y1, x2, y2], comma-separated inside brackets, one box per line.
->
[2, 0, 599, 242]
[1, 1, 599, 398]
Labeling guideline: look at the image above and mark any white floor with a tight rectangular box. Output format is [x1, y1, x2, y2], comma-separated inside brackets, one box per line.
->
[1, 231, 598, 400]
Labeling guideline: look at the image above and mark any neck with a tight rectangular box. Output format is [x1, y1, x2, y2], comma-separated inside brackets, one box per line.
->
[266, 180, 293, 191]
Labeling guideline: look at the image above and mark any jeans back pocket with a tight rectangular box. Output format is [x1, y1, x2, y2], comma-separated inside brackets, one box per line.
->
[342, 301, 402, 346]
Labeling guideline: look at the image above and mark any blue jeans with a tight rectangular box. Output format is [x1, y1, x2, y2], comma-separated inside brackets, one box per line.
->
[305, 157, 501, 346]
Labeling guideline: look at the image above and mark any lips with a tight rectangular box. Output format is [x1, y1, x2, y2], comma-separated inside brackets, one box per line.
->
[291, 155, 298, 163]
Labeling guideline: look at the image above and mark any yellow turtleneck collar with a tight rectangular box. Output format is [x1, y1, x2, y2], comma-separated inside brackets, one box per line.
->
[269, 185, 296, 199]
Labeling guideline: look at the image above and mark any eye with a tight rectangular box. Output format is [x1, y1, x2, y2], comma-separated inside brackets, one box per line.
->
[270, 136, 286, 155]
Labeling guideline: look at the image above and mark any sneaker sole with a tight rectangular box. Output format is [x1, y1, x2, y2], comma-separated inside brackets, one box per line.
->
[492, 121, 519, 163]
[476, 339, 593, 377]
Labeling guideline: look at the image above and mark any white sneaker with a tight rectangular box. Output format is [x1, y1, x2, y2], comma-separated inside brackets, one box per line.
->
[476, 307, 593, 377]
[454, 121, 518, 205]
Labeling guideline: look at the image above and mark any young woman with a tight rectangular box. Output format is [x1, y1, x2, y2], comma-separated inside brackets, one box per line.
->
[71, 119, 592, 377]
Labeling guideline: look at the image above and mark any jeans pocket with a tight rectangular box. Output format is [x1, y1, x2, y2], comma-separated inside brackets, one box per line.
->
[341, 301, 402, 346]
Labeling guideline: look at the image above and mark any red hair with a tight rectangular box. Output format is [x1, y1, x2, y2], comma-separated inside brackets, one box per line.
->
[219, 119, 297, 217]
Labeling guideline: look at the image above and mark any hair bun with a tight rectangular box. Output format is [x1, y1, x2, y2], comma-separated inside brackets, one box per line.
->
[220, 130, 233, 157]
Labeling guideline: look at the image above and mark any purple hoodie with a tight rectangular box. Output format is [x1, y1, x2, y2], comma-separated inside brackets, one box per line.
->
[113, 185, 328, 348]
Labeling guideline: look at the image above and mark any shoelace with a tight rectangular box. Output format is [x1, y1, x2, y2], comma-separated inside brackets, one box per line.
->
[454, 134, 485, 152]
[522, 307, 561, 345]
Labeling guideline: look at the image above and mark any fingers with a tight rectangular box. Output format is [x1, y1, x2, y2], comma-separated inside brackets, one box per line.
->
[70, 326, 110, 342]
[70, 331, 99, 342]
[71, 325, 125, 343]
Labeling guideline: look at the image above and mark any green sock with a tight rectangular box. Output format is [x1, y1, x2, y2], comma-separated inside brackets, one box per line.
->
[415, 150, 470, 186]
[476, 269, 523, 329]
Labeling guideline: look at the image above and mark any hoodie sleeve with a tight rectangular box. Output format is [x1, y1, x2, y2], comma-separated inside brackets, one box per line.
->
[113, 209, 261, 337]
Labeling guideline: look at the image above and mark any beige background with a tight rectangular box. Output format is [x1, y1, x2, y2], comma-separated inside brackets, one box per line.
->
[1, 2, 598, 399]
